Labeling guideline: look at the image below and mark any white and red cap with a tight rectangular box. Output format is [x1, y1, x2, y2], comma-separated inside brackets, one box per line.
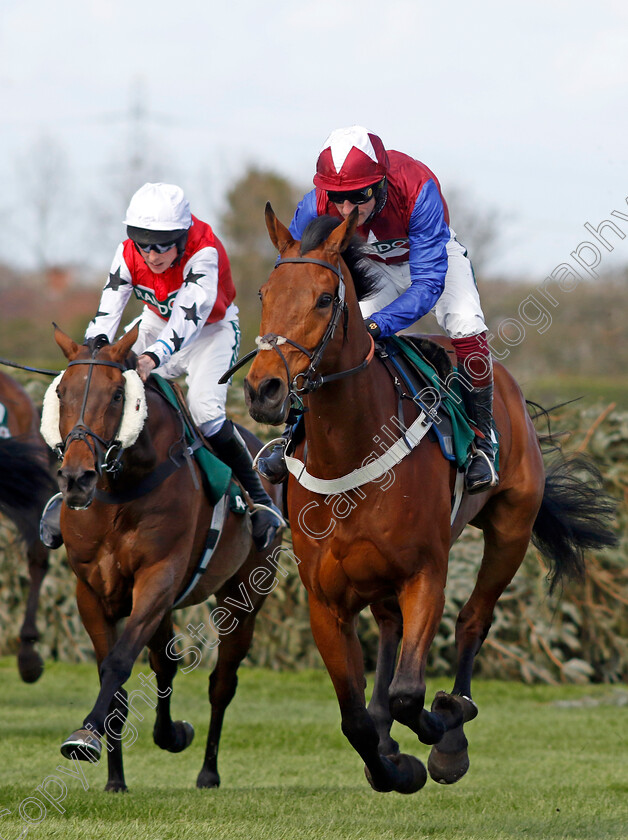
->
[313, 126, 389, 191]
[124, 182, 192, 244]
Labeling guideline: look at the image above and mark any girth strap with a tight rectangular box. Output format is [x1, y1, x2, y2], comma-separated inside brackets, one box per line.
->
[284, 409, 432, 494]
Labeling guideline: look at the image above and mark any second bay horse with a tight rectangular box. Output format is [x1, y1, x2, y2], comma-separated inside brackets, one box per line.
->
[243, 206, 617, 794]
[43, 326, 283, 791]
[0, 370, 55, 682]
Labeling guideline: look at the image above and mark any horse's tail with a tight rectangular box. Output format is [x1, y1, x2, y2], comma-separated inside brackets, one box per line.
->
[531, 453, 618, 593]
[0, 436, 55, 513]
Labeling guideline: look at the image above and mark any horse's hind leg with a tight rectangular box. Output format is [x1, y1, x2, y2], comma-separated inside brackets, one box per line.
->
[197, 555, 270, 789]
[17, 537, 49, 683]
[428, 500, 536, 784]
[309, 595, 427, 794]
[368, 598, 402, 756]
[148, 616, 195, 755]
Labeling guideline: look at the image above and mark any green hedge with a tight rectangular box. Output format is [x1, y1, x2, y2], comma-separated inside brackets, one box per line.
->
[1, 401, 625, 684]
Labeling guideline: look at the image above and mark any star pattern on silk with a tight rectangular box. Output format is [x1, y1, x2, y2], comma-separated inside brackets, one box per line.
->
[328, 129, 377, 173]
[181, 303, 201, 325]
[170, 330, 184, 352]
[105, 267, 129, 291]
[184, 270, 205, 286]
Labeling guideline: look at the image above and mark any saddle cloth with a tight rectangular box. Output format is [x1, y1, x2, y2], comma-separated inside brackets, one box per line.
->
[380, 335, 498, 470]
[149, 375, 246, 514]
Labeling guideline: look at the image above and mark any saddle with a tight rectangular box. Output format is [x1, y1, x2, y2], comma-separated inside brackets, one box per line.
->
[377, 335, 481, 469]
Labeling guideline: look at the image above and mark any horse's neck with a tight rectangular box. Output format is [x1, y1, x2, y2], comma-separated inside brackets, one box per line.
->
[302, 332, 395, 476]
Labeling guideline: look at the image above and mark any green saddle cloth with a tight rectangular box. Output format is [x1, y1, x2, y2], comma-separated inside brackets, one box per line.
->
[388, 336, 498, 470]
[0, 402, 11, 440]
[150, 375, 246, 513]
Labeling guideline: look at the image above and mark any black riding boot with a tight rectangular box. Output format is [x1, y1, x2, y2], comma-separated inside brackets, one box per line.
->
[39, 492, 64, 549]
[207, 421, 284, 551]
[256, 416, 305, 485]
[255, 427, 291, 485]
[461, 384, 499, 494]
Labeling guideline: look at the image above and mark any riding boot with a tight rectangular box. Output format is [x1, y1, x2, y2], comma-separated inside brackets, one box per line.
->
[255, 415, 305, 484]
[39, 492, 64, 549]
[461, 384, 499, 494]
[255, 426, 291, 484]
[206, 421, 285, 552]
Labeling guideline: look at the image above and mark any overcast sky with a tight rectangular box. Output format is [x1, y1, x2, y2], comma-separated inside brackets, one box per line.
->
[1, 0, 627, 279]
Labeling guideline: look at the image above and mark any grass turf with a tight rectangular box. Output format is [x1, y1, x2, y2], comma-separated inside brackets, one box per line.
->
[0, 659, 626, 839]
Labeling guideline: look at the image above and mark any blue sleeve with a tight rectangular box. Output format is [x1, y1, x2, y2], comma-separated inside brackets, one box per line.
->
[371, 179, 450, 337]
[289, 190, 319, 240]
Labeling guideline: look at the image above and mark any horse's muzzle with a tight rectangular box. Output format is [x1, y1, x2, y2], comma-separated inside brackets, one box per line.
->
[57, 466, 98, 510]
[244, 377, 288, 425]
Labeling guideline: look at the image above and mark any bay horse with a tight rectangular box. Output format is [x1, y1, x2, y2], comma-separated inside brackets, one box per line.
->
[42, 325, 283, 791]
[243, 206, 617, 794]
[0, 370, 56, 682]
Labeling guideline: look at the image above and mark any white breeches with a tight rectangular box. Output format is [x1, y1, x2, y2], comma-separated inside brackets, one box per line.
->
[128, 305, 241, 435]
[359, 229, 488, 338]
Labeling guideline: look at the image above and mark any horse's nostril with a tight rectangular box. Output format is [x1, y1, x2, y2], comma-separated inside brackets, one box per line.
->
[258, 378, 283, 403]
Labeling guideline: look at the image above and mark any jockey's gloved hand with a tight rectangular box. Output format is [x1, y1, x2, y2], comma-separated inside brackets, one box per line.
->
[364, 318, 381, 339]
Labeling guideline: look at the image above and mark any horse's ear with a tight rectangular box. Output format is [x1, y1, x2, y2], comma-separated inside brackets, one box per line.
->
[110, 324, 140, 364]
[265, 202, 295, 254]
[54, 324, 81, 361]
[325, 207, 360, 256]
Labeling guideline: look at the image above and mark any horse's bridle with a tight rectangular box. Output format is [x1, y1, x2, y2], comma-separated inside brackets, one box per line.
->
[255, 256, 374, 399]
[57, 359, 128, 476]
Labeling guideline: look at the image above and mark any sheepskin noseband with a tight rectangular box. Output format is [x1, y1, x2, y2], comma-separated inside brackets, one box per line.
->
[40, 369, 148, 451]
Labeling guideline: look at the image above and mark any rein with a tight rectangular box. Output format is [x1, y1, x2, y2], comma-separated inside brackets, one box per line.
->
[59, 359, 129, 475]
[218, 255, 375, 400]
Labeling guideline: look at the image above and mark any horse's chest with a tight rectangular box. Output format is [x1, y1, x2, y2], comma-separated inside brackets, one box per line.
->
[70, 552, 133, 617]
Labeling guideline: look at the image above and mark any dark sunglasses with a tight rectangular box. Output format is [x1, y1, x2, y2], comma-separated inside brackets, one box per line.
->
[134, 239, 180, 254]
[327, 184, 378, 205]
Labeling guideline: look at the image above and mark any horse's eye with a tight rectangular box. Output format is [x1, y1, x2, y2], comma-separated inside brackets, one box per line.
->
[112, 388, 124, 404]
[317, 293, 333, 309]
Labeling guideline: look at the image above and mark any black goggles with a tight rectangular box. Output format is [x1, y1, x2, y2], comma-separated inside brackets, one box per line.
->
[134, 238, 180, 254]
[327, 183, 379, 205]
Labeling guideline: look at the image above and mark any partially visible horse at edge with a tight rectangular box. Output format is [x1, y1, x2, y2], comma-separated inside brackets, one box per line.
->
[243, 205, 617, 794]
[0, 370, 56, 682]
[42, 326, 283, 791]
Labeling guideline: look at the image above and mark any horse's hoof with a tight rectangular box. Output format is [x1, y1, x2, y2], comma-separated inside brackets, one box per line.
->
[156, 720, 195, 753]
[17, 648, 44, 683]
[428, 744, 470, 785]
[104, 780, 128, 793]
[196, 768, 221, 789]
[364, 753, 427, 794]
[431, 691, 464, 730]
[60, 729, 102, 762]
[389, 753, 428, 794]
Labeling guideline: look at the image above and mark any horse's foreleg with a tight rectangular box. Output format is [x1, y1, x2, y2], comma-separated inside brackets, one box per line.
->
[67, 568, 177, 789]
[428, 510, 534, 785]
[147, 616, 195, 756]
[309, 596, 427, 795]
[59, 579, 128, 792]
[367, 598, 402, 756]
[17, 538, 49, 683]
[389, 561, 457, 746]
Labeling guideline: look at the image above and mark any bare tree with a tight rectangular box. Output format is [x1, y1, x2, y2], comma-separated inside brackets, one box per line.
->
[445, 186, 504, 278]
[15, 133, 72, 270]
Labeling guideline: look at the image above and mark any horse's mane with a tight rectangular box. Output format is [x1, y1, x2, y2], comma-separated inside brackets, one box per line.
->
[299, 216, 381, 302]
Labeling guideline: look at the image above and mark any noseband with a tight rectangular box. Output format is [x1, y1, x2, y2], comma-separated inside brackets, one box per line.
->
[58, 359, 127, 476]
[255, 256, 373, 399]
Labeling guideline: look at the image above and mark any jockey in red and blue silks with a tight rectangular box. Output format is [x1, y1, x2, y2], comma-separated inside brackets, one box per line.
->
[258, 126, 498, 494]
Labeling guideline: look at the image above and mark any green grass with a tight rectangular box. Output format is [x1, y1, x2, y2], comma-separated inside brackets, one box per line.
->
[0, 660, 626, 839]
